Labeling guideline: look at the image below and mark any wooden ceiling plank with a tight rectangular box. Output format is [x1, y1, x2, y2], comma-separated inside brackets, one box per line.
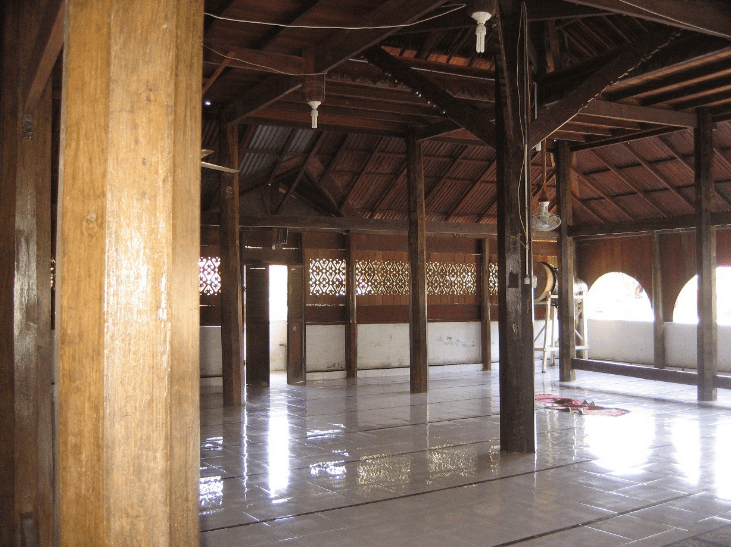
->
[571, 167, 635, 221]
[415, 119, 462, 141]
[371, 165, 407, 219]
[425, 145, 471, 207]
[23, 0, 64, 117]
[572, 191, 609, 223]
[564, 0, 731, 40]
[363, 46, 497, 149]
[658, 135, 731, 209]
[529, 28, 679, 148]
[446, 158, 496, 220]
[253, 0, 325, 50]
[622, 142, 695, 211]
[590, 149, 671, 217]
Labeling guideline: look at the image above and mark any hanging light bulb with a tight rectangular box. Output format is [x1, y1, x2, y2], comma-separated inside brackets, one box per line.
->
[472, 11, 491, 53]
[303, 74, 325, 130]
[308, 100, 321, 129]
[470, 0, 494, 54]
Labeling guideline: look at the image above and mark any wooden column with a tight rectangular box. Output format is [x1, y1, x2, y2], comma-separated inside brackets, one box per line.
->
[1, 0, 54, 543]
[57, 0, 202, 543]
[652, 232, 665, 368]
[556, 141, 577, 382]
[246, 265, 270, 386]
[345, 232, 358, 379]
[495, 98, 535, 452]
[481, 238, 492, 371]
[406, 128, 428, 393]
[695, 108, 717, 401]
[220, 122, 244, 405]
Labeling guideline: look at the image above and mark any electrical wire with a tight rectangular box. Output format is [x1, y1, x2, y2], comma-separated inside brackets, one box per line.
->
[205, 4, 465, 30]
[616, 0, 711, 34]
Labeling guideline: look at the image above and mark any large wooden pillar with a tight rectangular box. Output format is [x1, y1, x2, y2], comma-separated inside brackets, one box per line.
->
[496, 0, 535, 453]
[481, 238, 492, 371]
[406, 128, 428, 393]
[1, 0, 54, 543]
[652, 232, 665, 368]
[556, 141, 577, 382]
[287, 264, 306, 384]
[695, 108, 717, 401]
[57, 0, 202, 543]
[345, 232, 358, 379]
[220, 122, 244, 405]
[246, 265, 270, 386]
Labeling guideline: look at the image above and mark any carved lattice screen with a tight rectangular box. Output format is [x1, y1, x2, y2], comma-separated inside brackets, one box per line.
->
[199, 257, 221, 295]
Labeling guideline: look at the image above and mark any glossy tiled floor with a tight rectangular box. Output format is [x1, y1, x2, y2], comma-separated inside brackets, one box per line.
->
[199, 364, 731, 546]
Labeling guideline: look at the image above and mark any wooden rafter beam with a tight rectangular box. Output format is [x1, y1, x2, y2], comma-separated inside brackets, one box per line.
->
[582, 99, 696, 128]
[274, 132, 324, 214]
[363, 46, 496, 149]
[564, 0, 731, 40]
[265, 129, 298, 189]
[202, 51, 234, 97]
[415, 119, 461, 141]
[529, 28, 679, 148]
[572, 191, 609, 223]
[227, 0, 449, 123]
[23, 0, 64, 118]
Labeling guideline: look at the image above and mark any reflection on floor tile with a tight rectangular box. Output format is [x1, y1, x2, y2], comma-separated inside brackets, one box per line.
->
[200, 364, 731, 546]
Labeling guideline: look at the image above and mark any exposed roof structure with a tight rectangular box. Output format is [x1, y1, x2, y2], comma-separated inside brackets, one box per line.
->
[196, 0, 731, 230]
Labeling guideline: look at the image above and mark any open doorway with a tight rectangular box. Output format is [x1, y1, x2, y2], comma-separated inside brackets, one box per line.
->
[269, 265, 288, 371]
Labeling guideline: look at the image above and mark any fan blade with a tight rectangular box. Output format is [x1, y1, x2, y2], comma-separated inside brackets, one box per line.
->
[201, 149, 214, 159]
[201, 161, 238, 174]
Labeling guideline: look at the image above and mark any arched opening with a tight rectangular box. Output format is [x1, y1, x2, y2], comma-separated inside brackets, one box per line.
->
[586, 272, 653, 322]
[673, 267, 731, 324]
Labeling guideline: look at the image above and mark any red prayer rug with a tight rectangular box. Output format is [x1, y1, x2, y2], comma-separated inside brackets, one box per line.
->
[535, 394, 630, 416]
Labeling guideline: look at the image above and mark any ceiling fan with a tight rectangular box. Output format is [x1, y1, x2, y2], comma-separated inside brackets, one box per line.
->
[201, 149, 238, 174]
[531, 146, 561, 232]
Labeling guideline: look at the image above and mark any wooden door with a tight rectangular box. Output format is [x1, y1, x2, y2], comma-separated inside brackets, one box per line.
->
[245, 265, 270, 386]
[287, 265, 306, 384]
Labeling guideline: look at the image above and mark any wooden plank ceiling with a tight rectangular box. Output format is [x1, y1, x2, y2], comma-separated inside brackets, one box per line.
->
[198, 0, 731, 228]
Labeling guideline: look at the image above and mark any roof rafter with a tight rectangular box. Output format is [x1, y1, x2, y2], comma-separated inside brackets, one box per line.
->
[529, 28, 679, 148]
[363, 46, 497, 148]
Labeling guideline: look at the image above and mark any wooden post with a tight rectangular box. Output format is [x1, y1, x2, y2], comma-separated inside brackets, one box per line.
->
[652, 232, 665, 368]
[345, 232, 358, 379]
[246, 265, 270, 386]
[556, 141, 577, 382]
[220, 121, 244, 405]
[481, 238, 492, 371]
[1, 0, 54, 542]
[57, 0, 202, 543]
[406, 128, 428, 393]
[695, 108, 717, 401]
[495, 65, 535, 454]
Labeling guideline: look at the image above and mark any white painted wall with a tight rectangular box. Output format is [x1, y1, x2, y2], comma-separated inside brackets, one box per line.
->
[200, 326, 223, 376]
[665, 322, 731, 372]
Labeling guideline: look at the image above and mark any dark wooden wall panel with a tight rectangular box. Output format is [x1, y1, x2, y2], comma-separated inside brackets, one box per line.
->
[576, 235, 653, 295]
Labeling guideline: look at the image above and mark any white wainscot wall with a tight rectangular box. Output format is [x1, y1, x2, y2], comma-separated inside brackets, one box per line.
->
[305, 322, 495, 372]
[587, 319, 654, 364]
[665, 322, 731, 372]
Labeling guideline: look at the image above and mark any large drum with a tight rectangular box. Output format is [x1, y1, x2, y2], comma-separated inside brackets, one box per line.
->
[534, 262, 557, 302]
